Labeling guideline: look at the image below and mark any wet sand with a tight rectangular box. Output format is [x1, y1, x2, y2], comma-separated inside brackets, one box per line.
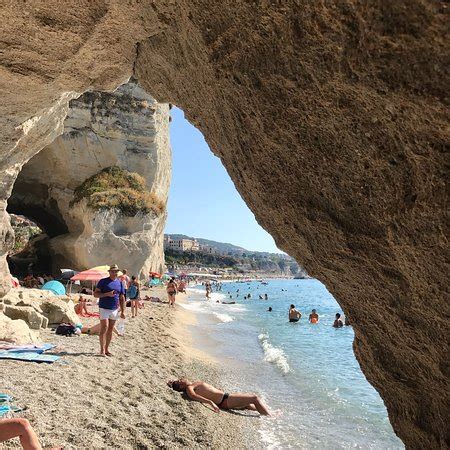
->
[0, 287, 246, 449]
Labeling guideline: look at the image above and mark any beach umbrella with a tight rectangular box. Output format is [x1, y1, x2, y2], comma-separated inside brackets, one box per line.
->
[41, 280, 66, 296]
[70, 267, 109, 281]
[60, 269, 78, 280]
[91, 265, 123, 277]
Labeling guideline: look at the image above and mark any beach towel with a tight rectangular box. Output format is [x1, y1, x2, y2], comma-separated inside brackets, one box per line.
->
[0, 344, 55, 353]
[0, 351, 59, 363]
[0, 394, 13, 403]
[0, 404, 23, 417]
[0, 394, 24, 418]
[77, 311, 100, 318]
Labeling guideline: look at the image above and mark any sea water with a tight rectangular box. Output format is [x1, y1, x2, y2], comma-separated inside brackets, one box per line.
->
[181, 279, 404, 449]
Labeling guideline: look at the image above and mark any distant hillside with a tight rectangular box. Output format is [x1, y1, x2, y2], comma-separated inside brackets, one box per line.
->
[165, 233, 307, 276]
[166, 234, 247, 255]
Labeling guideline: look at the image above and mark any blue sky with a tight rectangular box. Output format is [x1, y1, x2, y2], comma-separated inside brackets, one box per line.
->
[164, 107, 281, 253]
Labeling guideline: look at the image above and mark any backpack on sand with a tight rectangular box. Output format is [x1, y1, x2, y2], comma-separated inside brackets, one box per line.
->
[55, 323, 77, 337]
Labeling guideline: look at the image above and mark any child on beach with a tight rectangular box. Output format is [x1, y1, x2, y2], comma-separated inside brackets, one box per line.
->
[168, 378, 270, 415]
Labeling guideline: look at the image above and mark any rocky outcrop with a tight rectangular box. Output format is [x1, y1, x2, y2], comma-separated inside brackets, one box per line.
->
[0, 2, 447, 448]
[0, 313, 39, 344]
[1, 288, 79, 327]
[7, 81, 170, 278]
[3, 305, 48, 330]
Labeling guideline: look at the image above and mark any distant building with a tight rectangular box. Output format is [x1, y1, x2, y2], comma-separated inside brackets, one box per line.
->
[164, 236, 200, 252]
[201, 245, 217, 254]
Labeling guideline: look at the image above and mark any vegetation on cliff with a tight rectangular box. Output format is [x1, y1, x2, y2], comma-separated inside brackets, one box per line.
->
[72, 166, 165, 216]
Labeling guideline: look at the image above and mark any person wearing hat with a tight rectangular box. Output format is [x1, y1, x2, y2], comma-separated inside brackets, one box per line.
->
[93, 264, 126, 356]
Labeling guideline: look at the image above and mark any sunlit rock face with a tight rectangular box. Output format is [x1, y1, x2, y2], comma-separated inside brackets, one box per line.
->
[0, 2, 447, 448]
[8, 81, 171, 278]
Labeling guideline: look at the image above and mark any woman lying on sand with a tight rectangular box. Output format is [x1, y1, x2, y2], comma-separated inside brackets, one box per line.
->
[80, 322, 121, 336]
[168, 378, 270, 415]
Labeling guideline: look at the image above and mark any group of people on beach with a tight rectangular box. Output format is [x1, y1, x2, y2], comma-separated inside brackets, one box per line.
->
[1, 268, 271, 449]
[20, 273, 53, 289]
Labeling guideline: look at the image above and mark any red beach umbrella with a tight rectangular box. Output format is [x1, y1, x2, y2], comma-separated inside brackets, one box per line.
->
[71, 268, 109, 281]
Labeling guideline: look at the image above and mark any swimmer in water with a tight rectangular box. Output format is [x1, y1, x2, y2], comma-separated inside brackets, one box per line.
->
[264, 294, 268, 300]
[333, 313, 344, 328]
[309, 309, 319, 323]
[268, 307, 272, 312]
[289, 304, 301, 322]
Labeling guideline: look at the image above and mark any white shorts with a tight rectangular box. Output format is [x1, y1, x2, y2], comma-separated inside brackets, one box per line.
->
[99, 308, 120, 321]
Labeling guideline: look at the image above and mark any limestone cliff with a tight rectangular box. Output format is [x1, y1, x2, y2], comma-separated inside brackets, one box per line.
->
[8, 81, 171, 277]
[0, 2, 448, 448]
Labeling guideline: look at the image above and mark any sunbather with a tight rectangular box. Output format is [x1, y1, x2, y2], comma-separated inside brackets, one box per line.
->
[80, 322, 121, 336]
[74, 295, 89, 316]
[168, 378, 270, 415]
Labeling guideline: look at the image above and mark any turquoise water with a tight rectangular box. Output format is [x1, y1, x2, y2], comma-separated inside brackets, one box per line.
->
[182, 279, 403, 449]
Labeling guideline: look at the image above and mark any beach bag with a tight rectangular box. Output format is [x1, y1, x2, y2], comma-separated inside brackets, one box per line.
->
[55, 323, 77, 336]
[128, 283, 138, 299]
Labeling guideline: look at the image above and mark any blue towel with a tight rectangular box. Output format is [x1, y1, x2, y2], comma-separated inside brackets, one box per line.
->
[0, 404, 23, 417]
[0, 351, 59, 363]
[4, 344, 55, 354]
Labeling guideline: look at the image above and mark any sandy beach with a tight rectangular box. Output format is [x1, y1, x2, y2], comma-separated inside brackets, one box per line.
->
[0, 287, 248, 449]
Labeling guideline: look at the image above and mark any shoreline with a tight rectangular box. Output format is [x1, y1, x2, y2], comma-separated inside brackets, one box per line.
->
[0, 286, 246, 449]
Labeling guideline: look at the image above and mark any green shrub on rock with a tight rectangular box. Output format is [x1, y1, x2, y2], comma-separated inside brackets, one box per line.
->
[72, 166, 164, 216]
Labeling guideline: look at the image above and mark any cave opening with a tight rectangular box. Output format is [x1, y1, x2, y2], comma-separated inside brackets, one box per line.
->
[2, 79, 404, 448]
[6, 213, 50, 279]
[6, 175, 70, 279]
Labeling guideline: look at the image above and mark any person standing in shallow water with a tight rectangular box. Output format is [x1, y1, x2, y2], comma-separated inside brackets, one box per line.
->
[309, 309, 319, 323]
[94, 264, 125, 357]
[289, 304, 301, 322]
[333, 313, 344, 328]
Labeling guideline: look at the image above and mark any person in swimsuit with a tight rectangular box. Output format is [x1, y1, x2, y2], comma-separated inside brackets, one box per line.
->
[167, 378, 270, 415]
[289, 304, 301, 322]
[80, 322, 120, 336]
[166, 278, 178, 308]
[74, 295, 89, 316]
[309, 309, 319, 323]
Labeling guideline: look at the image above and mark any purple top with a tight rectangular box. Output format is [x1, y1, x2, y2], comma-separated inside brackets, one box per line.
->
[96, 277, 125, 310]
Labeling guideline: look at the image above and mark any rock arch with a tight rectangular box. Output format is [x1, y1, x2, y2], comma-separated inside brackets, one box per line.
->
[0, 2, 447, 448]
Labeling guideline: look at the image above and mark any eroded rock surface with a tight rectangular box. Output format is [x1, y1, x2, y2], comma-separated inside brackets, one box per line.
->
[8, 81, 170, 277]
[0, 1, 448, 448]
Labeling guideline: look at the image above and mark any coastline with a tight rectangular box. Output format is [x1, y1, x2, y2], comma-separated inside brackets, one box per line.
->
[0, 286, 246, 449]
